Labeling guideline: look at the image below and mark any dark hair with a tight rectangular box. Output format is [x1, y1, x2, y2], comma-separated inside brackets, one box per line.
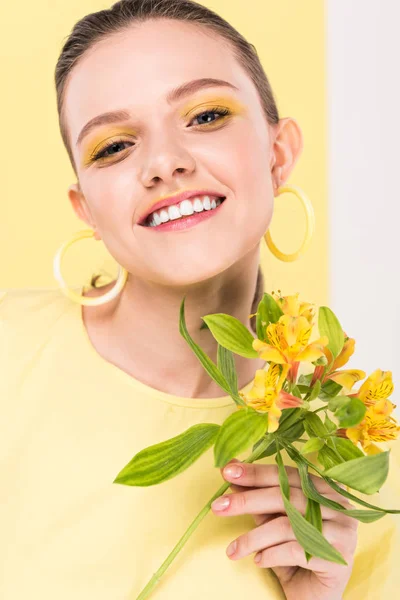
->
[55, 0, 278, 329]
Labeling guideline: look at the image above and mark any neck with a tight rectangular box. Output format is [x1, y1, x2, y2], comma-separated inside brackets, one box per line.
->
[83, 245, 266, 399]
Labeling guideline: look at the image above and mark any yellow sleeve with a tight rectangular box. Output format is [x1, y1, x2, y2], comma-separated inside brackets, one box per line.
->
[343, 439, 400, 597]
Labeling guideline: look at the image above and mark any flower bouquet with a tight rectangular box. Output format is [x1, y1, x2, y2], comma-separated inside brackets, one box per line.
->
[113, 291, 400, 600]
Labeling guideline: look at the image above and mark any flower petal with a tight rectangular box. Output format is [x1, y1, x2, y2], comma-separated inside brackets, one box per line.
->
[329, 369, 366, 390]
[277, 390, 303, 409]
[332, 337, 355, 371]
[295, 336, 329, 362]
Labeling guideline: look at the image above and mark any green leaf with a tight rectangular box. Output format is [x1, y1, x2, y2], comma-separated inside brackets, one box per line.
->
[318, 445, 344, 469]
[323, 451, 390, 494]
[214, 409, 268, 468]
[304, 412, 329, 438]
[300, 437, 325, 455]
[291, 385, 303, 399]
[332, 437, 364, 460]
[286, 445, 387, 524]
[304, 498, 323, 561]
[298, 373, 313, 386]
[179, 297, 232, 397]
[275, 447, 347, 565]
[277, 408, 305, 433]
[319, 379, 343, 400]
[280, 438, 400, 514]
[327, 395, 351, 412]
[217, 345, 238, 395]
[114, 423, 220, 486]
[335, 397, 367, 428]
[201, 313, 258, 358]
[281, 420, 305, 442]
[308, 380, 322, 401]
[318, 306, 345, 359]
[324, 413, 337, 433]
[297, 384, 311, 394]
[255, 293, 284, 341]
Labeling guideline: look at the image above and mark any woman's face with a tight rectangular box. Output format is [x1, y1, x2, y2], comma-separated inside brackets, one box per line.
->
[64, 19, 279, 286]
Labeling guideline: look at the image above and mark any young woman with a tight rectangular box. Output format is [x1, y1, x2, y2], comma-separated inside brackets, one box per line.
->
[1, 1, 399, 598]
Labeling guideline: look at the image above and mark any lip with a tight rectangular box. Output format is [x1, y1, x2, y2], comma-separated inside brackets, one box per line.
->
[137, 189, 226, 226]
[145, 197, 226, 232]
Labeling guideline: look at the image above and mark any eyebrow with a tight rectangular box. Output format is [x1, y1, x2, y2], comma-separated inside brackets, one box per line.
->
[75, 77, 240, 147]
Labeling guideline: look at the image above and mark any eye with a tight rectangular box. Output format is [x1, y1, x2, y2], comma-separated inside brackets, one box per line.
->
[91, 140, 133, 162]
[190, 106, 231, 127]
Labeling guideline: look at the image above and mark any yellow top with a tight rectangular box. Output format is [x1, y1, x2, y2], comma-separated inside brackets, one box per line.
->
[0, 287, 399, 599]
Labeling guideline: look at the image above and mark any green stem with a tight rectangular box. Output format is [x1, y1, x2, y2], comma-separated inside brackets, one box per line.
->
[313, 405, 328, 414]
[135, 434, 275, 600]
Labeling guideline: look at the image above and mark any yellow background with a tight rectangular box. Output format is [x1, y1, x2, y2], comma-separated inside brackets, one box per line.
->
[0, 0, 328, 307]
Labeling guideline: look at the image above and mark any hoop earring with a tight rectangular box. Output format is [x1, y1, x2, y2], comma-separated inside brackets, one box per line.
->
[264, 184, 315, 262]
[53, 228, 128, 306]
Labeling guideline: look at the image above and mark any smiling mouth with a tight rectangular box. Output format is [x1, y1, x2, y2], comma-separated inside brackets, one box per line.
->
[143, 195, 226, 227]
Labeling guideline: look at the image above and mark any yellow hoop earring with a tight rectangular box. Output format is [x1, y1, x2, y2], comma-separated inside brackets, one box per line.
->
[264, 184, 315, 261]
[53, 228, 128, 306]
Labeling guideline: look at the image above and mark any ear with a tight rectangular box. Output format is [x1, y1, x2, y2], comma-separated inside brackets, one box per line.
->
[67, 183, 101, 240]
[270, 117, 304, 194]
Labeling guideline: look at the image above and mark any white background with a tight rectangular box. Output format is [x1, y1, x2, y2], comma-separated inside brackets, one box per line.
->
[326, 0, 400, 416]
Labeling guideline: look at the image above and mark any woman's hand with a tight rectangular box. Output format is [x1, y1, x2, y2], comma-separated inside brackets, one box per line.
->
[211, 458, 358, 600]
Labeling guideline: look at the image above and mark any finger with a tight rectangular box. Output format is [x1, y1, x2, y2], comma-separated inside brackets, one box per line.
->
[211, 485, 357, 528]
[221, 459, 342, 495]
[226, 516, 357, 564]
[254, 539, 355, 573]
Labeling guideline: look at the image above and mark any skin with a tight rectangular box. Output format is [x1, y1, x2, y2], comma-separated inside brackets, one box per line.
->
[63, 18, 357, 596]
[213, 458, 358, 600]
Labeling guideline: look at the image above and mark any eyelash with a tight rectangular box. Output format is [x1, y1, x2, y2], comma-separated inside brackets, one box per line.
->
[89, 106, 232, 162]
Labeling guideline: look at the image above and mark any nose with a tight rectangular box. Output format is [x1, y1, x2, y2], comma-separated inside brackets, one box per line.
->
[138, 135, 196, 187]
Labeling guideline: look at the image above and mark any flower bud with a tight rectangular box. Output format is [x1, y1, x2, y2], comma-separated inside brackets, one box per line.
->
[313, 354, 328, 366]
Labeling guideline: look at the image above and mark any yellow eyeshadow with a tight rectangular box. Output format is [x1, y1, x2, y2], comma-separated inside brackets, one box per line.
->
[179, 94, 248, 118]
[81, 128, 137, 164]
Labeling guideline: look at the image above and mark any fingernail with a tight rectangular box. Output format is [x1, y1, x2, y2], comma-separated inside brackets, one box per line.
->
[223, 465, 243, 478]
[211, 496, 231, 510]
[226, 540, 237, 556]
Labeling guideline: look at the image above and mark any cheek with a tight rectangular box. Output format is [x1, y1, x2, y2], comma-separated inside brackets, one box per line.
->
[85, 172, 136, 229]
[218, 126, 274, 226]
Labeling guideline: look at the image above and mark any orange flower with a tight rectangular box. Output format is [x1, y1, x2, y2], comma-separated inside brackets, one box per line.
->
[239, 363, 303, 433]
[339, 407, 400, 455]
[311, 334, 366, 392]
[252, 313, 329, 384]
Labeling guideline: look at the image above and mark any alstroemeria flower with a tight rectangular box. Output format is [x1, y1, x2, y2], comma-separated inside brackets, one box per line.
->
[355, 368, 395, 413]
[337, 406, 400, 455]
[252, 314, 329, 383]
[271, 290, 315, 324]
[310, 334, 366, 392]
[239, 363, 303, 432]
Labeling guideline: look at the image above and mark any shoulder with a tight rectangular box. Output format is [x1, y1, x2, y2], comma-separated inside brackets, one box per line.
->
[0, 288, 73, 353]
[0, 287, 71, 324]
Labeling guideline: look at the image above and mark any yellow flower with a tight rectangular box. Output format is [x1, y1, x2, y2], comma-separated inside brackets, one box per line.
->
[271, 290, 316, 324]
[311, 334, 366, 392]
[342, 407, 400, 455]
[239, 363, 304, 433]
[356, 368, 395, 414]
[252, 314, 329, 383]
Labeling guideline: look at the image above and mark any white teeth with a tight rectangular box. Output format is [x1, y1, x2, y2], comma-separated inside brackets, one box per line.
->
[168, 205, 181, 220]
[203, 196, 211, 210]
[179, 199, 194, 216]
[193, 198, 204, 212]
[146, 194, 224, 226]
[159, 209, 169, 223]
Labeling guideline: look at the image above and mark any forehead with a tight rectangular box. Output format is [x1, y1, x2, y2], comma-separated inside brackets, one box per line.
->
[63, 19, 255, 147]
